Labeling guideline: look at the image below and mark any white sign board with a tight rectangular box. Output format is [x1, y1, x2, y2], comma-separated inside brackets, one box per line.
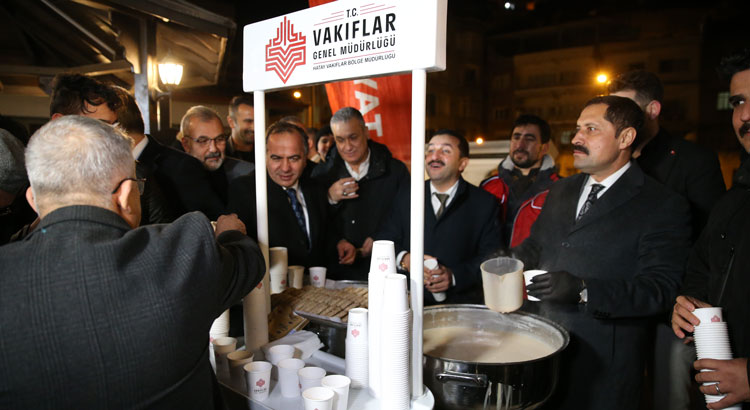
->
[243, 0, 447, 92]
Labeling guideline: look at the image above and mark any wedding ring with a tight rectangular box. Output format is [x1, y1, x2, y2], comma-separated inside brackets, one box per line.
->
[715, 383, 722, 395]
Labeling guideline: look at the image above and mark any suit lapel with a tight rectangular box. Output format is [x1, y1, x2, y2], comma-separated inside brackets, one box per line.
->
[571, 164, 643, 233]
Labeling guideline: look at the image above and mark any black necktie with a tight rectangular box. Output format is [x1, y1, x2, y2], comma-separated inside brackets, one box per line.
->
[576, 184, 604, 221]
[435, 193, 449, 218]
[286, 188, 309, 248]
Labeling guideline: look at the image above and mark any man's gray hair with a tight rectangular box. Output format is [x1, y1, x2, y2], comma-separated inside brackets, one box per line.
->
[330, 106, 366, 129]
[26, 115, 134, 210]
[180, 105, 222, 140]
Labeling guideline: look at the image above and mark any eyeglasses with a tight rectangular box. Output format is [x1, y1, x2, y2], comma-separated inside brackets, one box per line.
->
[187, 135, 228, 146]
[111, 177, 146, 194]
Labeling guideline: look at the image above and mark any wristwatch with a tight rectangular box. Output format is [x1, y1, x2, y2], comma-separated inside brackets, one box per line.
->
[400, 254, 409, 271]
[579, 279, 588, 304]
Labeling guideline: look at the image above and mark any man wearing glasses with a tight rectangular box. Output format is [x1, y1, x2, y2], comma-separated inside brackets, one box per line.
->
[179, 106, 254, 206]
[0, 115, 264, 408]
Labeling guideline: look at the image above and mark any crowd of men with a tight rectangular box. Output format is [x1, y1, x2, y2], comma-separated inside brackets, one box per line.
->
[0, 48, 748, 410]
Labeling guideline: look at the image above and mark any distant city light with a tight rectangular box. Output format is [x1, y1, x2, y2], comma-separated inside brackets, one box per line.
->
[293, 90, 302, 99]
[476, 137, 484, 144]
[504, 2, 515, 10]
[596, 73, 608, 84]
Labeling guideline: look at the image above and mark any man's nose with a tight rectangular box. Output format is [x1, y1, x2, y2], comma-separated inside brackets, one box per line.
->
[740, 102, 750, 122]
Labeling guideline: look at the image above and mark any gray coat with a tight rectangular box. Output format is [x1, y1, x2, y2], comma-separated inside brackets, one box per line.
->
[514, 162, 691, 410]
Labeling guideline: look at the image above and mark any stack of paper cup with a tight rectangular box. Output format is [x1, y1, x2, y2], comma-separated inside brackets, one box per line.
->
[209, 309, 230, 339]
[424, 258, 445, 302]
[367, 240, 396, 398]
[692, 308, 741, 409]
[380, 273, 411, 410]
[288, 265, 305, 289]
[345, 307, 369, 388]
[310, 266, 327, 288]
[269, 247, 288, 294]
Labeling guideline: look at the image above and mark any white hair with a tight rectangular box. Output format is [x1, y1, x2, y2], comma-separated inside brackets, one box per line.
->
[26, 115, 134, 211]
[179, 105, 222, 140]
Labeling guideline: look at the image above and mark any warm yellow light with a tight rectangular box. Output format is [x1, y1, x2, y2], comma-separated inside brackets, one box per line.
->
[476, 137, 484, 144]
[596, 73, 608, 84]
[293, 91, 302, 99]
[158, 61, 183, 86]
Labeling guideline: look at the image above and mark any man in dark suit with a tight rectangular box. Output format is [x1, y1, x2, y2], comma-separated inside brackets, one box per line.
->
[179, 106, 254, 209]
[609, 70, 727, 410]
[229, 121, 331, 268]
[518, 96, 692, 410]
[378, 130, 502, 304]
[0, 115, 264, 409]
[312, 107, 410, 281]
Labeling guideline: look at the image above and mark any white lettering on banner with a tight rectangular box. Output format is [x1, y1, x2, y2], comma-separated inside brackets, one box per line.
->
[355, 90, 380, 116]
[354, 79, 378, 89]
[367, 114, 383, 138]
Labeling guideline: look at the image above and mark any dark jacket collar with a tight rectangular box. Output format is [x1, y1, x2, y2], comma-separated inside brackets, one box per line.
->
[323, 139, 394, 180]
[733, 155, 750, 189]
[35, 205, 131, 235]
[571, 161, 644, 232]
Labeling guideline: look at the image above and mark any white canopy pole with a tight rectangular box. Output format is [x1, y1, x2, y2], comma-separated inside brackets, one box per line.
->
[410, 68, 426, 397]
[243, 91, 270, 355]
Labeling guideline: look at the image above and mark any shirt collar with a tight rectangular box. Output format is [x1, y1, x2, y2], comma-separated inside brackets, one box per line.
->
[132, 137, 148, 160]
[344, 149, 371, 181]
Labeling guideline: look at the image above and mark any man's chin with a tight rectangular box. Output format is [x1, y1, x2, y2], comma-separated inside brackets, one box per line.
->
[204, 158, 224, 171]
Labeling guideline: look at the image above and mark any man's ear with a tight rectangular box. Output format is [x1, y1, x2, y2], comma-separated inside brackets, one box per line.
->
[619, 127, 637, 149]
[539, 142, 550, 156]
[113, 180, 140, 228]
[180, 137, 191, 153]
[25, 187, 38, 213]
[457, 157, 470, 173]
[227, 115, 236, 129]
[646, 100, 661, 120]
[50, 113, 64, 121]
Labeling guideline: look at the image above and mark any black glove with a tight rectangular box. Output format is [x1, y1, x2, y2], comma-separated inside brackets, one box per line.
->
[526, 271, 584, 304]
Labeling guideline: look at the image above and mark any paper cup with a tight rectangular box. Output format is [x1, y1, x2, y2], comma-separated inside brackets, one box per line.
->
[321, 375, 351, 410]
[347, 307, 368, 340]
[693, 307, 723, 326]
[211, 336, 237, 369]
[288, 265, 305, 289]
[227, 350, 254, 380]
[278, 358, 305, 398]
[424, 258, 446, 302]
[523, 270, 547, 302]
[370, 240, 396, 274]
[481, 257, 524, 313]
[310, 266, 327, 287]
[383, 273, 408, 313]
[302, 386, 335, 410]
[245, 361, 272, 401]
[298, 366, 327, 391]
[269, 247, 288, 294]
[209, 309, 230, 338]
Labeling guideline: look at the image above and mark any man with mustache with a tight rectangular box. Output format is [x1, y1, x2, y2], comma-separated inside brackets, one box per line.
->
[378, 130, 501, 304]
[481, 114, 559, 248]
[179, 106, 254, 208]
[672, 49, 750, 410]
[515, 95, 692, 410]
[226, 95, 255, 163]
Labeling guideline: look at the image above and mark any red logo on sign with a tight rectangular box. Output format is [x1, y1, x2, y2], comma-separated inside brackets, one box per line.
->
[265, 16, 306, 84]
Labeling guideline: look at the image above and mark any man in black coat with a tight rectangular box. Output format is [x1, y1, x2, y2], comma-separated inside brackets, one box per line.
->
[518, 96, 692, 410]
[378, 130, 502, 304]
[0, 116, 264, 409]
[672, 49, 750, 410]
[312, 107, 409, 281]
[229, 121, 332, 268]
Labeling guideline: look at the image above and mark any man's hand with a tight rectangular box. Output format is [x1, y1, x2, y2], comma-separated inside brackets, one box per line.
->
[214, 214, 246, 237]
[423, 255, 452, 293]
[672, 295, 713, 339]
[694, 358, 750, 409]
[337, 239, 356, 265]
[526, 271, 583, 304]
[361, 237, 374, 257]
[328, 177, 359, 202]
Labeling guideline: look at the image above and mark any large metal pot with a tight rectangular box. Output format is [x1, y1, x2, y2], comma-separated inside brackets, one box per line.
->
[423, 304, 569, 410]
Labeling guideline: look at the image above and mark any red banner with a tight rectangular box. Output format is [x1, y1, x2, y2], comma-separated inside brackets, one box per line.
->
[308, 0, 412, 165]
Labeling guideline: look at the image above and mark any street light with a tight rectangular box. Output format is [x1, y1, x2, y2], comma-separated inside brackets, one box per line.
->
[158, 52, 183, 89]
[293, 90, 302, 99]
[596, 73, 608, 84]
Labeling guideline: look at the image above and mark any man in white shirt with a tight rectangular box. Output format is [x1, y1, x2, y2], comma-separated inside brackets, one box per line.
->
[517, 95, 692, 410]
[378, 130, 502, 304]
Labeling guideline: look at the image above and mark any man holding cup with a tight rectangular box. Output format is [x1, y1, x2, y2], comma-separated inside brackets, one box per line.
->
[378, 130, 502, 304]
[672, 49, 750, 409]
[515, 96, 692, 410]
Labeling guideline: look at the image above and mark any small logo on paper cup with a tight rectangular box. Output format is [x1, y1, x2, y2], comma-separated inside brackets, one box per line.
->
[379, 263, 388, 272]
[711, 315, 721, 322]
[257, 282, 263, 289]
[313, 275, 319, 281]
[265, 16, 307, 83]
[281, 280, 286, 285]
[256, 379, 266, 387]
[352, 329, 360, 338]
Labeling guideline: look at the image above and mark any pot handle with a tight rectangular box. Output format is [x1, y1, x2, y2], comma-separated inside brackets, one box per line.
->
[435, 371, 488, 387]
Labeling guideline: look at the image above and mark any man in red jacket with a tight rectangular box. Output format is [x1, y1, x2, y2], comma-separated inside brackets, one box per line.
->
[480, 114, 559, 248]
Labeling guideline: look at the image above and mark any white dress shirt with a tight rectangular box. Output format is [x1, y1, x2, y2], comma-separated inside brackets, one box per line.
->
[575, 161, 631, 216]
[132, 137, 148, 160]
